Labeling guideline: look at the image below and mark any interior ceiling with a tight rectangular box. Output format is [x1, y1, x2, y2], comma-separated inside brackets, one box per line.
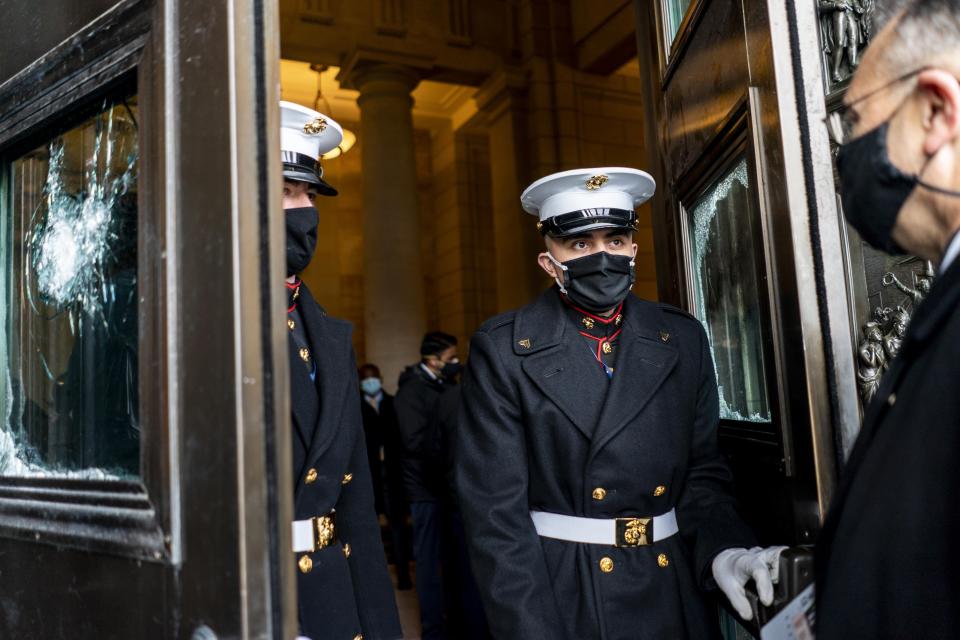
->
[280, 60, 478, 131]
[614, 57, 641, 78]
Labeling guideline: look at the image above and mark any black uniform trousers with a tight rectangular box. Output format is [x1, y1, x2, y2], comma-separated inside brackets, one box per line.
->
[290, 284, 402, 640]
[816, 260, 960, 639]
[455, 289, 756, 640]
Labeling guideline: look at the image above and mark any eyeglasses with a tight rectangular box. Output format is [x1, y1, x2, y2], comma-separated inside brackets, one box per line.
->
[824, 67, 929, 146]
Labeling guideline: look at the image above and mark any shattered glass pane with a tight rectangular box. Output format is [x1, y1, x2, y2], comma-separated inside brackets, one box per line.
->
[688, 158, 772, 423]
[1, 93, 140, 478]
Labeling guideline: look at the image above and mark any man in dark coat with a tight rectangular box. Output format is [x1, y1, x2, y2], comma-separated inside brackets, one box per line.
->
[280, 101, 401, 640]
[359, 362, 413, 590]
[456, 168, 784, 640]
[816, 3, 960, 637]
[394, 331, 460, 639]
[433, 384, 491, 640]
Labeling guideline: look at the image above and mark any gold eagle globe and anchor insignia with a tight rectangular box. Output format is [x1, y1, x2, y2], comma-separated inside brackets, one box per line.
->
[315, 515, 337, 550]
[585, 174, 609, 190]
[616, 517, 652, 547]
[303, 116, 329, 135]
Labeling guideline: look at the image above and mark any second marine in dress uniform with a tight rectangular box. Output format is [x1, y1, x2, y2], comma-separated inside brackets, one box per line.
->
[455, 168, 785, 639]
[280, 101, 402, 640]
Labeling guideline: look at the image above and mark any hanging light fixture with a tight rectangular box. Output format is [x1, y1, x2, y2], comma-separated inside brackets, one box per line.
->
[311, 64, 356, 159]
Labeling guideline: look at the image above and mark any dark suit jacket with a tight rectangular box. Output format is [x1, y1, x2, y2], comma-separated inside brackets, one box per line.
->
[360, 392, 405, 515]
[816, 260, 960, 639]
[290, 284, 402, 640]
[395, 365, 447, 503]
[455, 289, 755, 640]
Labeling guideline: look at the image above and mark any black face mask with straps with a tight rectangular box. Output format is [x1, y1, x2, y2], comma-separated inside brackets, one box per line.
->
[549, 251, 635, 313]
[285, 206, 319, 275]
[837, 111, 960, 256]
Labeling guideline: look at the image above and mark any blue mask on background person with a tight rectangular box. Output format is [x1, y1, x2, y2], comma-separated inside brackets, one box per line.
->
[360, 377, 382, 397]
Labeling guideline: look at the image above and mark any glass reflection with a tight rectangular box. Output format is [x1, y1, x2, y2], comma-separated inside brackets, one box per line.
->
[664, 0, 693, 46]
[688, 158, 771, 423]
[1, 94, 140, 478]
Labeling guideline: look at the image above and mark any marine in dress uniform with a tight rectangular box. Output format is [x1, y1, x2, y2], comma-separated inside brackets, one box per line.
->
[455, 168, 784, 639]
[280, 101, 402, 640]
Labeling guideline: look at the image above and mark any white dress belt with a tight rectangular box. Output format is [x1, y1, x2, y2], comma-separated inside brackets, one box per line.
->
[530, 508, 679, 545]
[291, 511, 337, 553]
[292, 519, 316, 553]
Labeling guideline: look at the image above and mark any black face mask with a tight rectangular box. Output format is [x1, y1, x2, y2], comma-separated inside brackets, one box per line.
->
[549, 251, 635, 313]
[440, 361, 461, 380]
[838, 120, 960, 255]
[837, 122, 913, 254]
[285, 207, 319, 275]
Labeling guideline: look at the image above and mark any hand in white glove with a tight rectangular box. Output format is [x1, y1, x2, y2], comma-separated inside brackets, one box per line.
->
[711, 546, 788, 620]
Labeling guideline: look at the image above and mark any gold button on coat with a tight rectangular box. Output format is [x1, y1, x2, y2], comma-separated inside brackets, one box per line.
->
[354, 635, 364, 640]
[343, 543, 352, 558]
[298, 555, 313, 574]
[654, 485, 667, 497]
[287, 318, 295, 330]
[299, 347, 310, 362]
[657, 553, 669, 568]
[592, 488, 607, 501]
[599, 557, 614, 573]
[304, 468, 318, 484]
[342, 473, 353, 485]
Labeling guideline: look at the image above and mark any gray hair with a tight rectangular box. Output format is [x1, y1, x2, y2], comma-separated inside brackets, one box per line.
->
[874, 0, 960, 72]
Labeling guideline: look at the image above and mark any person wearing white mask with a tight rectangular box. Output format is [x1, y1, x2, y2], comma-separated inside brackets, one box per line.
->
[358, 363, 413, 591]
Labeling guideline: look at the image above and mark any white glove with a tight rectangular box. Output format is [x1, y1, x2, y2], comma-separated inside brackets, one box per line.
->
[711, 546, 788, 620]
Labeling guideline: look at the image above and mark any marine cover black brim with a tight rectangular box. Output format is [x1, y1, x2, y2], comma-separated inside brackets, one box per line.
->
[539, 208, 638, 237]
[283, 166, 338, 196]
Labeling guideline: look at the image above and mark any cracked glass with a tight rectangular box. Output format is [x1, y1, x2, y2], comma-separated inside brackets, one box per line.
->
[1, 93, 140, 478]
[688, 157, 772, 423]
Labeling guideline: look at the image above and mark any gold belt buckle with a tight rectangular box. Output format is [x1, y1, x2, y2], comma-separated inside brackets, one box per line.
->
[615, 517, 652, 547]
[311, 513, 337, 552]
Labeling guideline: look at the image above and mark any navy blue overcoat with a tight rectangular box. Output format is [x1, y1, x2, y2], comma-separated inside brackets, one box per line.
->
[455, 288, 755, 640]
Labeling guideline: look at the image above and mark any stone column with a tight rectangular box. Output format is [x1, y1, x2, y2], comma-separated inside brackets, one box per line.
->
[475, 70, 546, 311]
[353, 63, 426, 392]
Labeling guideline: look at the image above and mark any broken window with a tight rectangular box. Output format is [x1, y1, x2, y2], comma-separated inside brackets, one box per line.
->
[688, 157, 772, 423]
[1, 93, 140, 478]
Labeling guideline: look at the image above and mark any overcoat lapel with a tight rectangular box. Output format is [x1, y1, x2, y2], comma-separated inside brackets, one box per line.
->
[288, 337, 317, 449]
[588, 296, 678, 462]
[295, 285, 352, 499]
[517, 290, 608, 440]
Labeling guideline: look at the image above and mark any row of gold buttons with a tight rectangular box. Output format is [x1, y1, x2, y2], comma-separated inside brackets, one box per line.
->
[598, 553, 669, 573]
[298, 542, 353, 574]
[591, 485, 667, 501]
[303, 469, 354, 486]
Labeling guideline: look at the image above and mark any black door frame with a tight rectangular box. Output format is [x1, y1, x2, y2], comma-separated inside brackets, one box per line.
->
[0, 0, 293, 636]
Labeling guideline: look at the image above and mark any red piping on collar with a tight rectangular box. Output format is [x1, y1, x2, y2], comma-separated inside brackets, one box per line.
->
[562, 297, 623, 324]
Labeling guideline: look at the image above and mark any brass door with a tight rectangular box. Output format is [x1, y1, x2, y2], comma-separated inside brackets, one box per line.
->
[633, 0, 865, 547]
